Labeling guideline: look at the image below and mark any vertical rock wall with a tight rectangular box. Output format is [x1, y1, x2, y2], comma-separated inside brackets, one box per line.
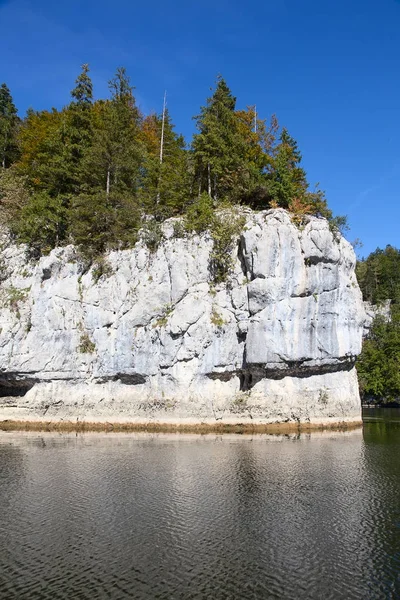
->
[0, 209, 365, 424]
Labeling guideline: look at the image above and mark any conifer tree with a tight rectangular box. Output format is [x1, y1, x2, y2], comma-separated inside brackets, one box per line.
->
[70, 67, 142, 253]
[65, 64, 94, 194]
[192, 76, 246, 202]
[140, 110, 190, 220]
[0, 83, 19, 169]
[266, 128, 308, 208]
[235, 108, 279, 208]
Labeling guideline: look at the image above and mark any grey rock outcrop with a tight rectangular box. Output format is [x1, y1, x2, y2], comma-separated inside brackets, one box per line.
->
[0, 209, 365, 424]
[363, 299, 391, 337]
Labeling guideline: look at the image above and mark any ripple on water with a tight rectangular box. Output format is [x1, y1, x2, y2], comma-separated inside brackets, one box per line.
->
[0, 428, 399, 600]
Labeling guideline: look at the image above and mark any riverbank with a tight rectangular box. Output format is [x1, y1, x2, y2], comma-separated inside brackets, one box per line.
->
[0, 417, 363, 434]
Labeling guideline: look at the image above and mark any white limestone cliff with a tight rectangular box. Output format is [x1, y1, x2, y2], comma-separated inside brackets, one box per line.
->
[0, 209, 366, 424]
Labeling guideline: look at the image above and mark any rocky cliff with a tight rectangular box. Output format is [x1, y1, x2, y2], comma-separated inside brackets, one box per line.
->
[0, 209, 365, 424]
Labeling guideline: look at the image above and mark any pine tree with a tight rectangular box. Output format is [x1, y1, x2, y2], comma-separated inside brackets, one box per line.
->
[71, 63, 93, 106]
[192, 76, 247, 202]
[70, 67, 142, 253]
[266, 128, 308, 209]
[65, 64, 94, 194]
[140, 110, 190, 220]
[81, 67, 142, 198]
[235, 108, 279, 208]
[0, 83, 19, 169]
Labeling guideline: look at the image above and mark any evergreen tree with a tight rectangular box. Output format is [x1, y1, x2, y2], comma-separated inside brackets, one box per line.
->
[0, 166, 29, 226]
[236, 108, 279, 208]
[192, 76, 248, 202]
[14, 191, 67, 253]
[140, 110, 190, 220]
[71, 63, 93, 106]
[356, 246, 400, 403]
[0, 83, 19, 169]
[356, 246, 400, 305]
[70, 67, 142, 253]
[266, 128, 308, 208]
[65, 64, 94, 194]
[357, 309, 400, 402]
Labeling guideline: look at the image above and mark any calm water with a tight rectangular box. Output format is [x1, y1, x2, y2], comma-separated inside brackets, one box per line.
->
[0, 415, 399, 599]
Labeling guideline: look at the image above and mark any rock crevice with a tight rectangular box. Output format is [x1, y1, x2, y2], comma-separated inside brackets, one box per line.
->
[0, 209, 366, 424]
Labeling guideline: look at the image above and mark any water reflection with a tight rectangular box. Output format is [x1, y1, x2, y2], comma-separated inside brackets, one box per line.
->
[0, 427, 399, 599]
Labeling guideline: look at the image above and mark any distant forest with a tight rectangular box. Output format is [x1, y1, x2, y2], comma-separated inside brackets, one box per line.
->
[357, 246, 400, 404]
[0, 65, 343, 257]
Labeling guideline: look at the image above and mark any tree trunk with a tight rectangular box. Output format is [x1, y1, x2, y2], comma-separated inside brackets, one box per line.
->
[157, 92, 167, 208]
[106, 168, 110, 199]
[207, 163, 211, 197]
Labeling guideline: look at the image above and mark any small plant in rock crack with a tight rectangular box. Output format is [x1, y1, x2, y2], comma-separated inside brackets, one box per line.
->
[232, 392, 250, 412]
[318, 389, 329, 405]
[78, 332, 96, 354]
[153, 303, 174, 328]
[1, 286, 30, 318]
[91, 257, 114, 283]
[210, 306, 225, 328]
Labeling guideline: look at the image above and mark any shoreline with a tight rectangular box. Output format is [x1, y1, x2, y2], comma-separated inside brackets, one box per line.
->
[0, 418, 363, 435]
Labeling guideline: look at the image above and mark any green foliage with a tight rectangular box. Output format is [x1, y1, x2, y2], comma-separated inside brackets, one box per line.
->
[210, 210, 246, 283]
[0, 70, 340, 259]
[356, 245, 400, 305]
[153, 303, 174, 328]
[141, 218, 163, 252]
[356, 246, 400, 403]
[328, 214, 349, 239]
[1, 285, 29, 309]
[266, 128, 307, 209]
[70, 191, 139, 258]
[139, 111, 191, 220]
[184, 196, 245, 283]
[78, 331, 96, 354]
[0, 83, 19, 168]
[0, 167, 29, 225]
[184, 192, 214, 234]
[71, 63, 93, 106]
[91, 256, 114, 283]
[192, 76, 260, 203]
[210, 305, 225, 328]
[12, 192, 67, 254]
[357, 309, 400, 403]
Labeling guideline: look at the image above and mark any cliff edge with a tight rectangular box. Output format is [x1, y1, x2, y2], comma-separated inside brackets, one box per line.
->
[0, 209, 365, 425]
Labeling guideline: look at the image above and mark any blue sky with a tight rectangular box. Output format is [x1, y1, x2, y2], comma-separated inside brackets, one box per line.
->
[1, 0, 399, 257]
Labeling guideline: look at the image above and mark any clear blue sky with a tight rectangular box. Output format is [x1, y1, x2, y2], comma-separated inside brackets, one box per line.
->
[1, 0, 399, 257]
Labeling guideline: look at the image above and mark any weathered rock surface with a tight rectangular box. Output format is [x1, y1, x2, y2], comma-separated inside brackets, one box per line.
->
[363, 299, 391, 337]
[0, 209, 366, 424]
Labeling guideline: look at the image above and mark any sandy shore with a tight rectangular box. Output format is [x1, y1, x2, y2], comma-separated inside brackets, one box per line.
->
[0, 418, 363, 434]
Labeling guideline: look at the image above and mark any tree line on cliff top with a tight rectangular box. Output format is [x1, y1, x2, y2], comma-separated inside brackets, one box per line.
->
[0, 65, 344, 257]
[1, 65, 399, 402]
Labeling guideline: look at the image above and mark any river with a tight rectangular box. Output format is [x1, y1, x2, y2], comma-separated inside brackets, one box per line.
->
[0, 411, 399, 599]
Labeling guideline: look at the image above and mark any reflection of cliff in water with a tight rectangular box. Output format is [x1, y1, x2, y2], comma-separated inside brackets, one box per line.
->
[1, 429, 399, 599]
[0, 442, 26, 510]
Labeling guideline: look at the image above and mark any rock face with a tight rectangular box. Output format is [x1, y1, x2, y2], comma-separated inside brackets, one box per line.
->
[0, 209, 365, 424]
[363, 299, 391, 337]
